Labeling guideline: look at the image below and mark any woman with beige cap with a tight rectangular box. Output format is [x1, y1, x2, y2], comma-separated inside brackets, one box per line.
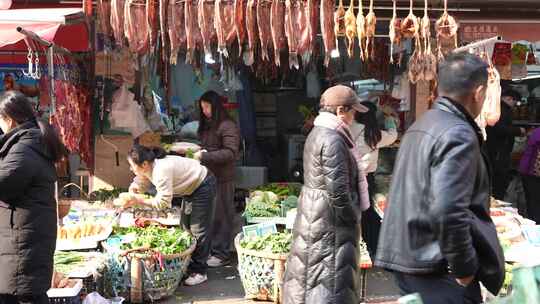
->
[282, 85, 370, 304]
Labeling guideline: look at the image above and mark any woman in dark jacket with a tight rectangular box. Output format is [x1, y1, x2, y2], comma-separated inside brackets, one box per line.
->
[195, 90, 240, 267]
[282, 85, 369, 304]
[0, 91, 66, 304]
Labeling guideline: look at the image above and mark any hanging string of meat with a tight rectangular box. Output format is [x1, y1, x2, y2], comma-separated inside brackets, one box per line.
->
[435, 0, 458, 61]
[423, 35, 437, 81]
[270, 0, 286, 66]
[257, 0, 272, 62]
[400, 0, 418, 40]
[482, 52, 501, 126]
[356, 0, 365, 61]
[185, 0, 202, 64]
[125, 0, 150, 54]
[299, 0, 317, 65]
[147, 0, 158, 51]
[234, 0, 247, 55]
[244, 0, 258, 65]
[420, 0, 430, 54]
[333, 0, 345, 51]
[110, 0, 125, 47]
[285, 0, 301, 69]
[364, 0, 376, 60]
[168, 0, 186, 64]
[344, 0, 356, 58]
[160, 0, 169, 61]
[388, 0, 401, 64]
[198, 0, 217, 58]
[320, 0, 336, 67]
[408, 36, 423, 84]
[215, 0, 236, 57]
[98, 0, 112, 36]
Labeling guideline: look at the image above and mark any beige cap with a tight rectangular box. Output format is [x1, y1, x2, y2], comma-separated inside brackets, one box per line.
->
[320, 85, 369, 113]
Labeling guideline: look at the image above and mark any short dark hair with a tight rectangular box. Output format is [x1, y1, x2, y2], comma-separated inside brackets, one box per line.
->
[438, 52, 489, 99]
[128, 144, 167, 165]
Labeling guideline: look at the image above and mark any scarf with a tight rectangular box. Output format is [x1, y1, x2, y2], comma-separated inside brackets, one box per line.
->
[313, 112, 370, 211]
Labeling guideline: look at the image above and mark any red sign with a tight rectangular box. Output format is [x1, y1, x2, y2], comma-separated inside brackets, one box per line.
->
[460, 22, 540, 42]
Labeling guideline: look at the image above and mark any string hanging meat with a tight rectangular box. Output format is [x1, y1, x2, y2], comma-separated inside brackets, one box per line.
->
[168, 0, 186, 64]
[257, 0, 272, 62]
[110, 0, 125, 47]
[334, 0, 346, 48]
[388, 0, 401, 64]
[185, 0, 202, 64]
[419, 0, 430, 54]
[344, 0, 356, 58]
[482, 52, 501, 126]
[234, 0, 247, 55]
[423, 35, 437, 81]
[299, 0, 318, 65]
[364, 0, 376, 60]
[320, 0, 336, 66]
[147, 0, 158, 50]
[408, 36, 424, 84]
[215, 0, 236, 57]
[270, 0, 286, 66]
[435, 0, 458, 61]
[244, 0, 258, 65]
[125, 0, 150, 54]
[98, 0, 112, 37]
[400, 0, 419, 40]
[198, 0, 217, 58]
[285, 0, 302, 69]
[356, 0, 366, 61]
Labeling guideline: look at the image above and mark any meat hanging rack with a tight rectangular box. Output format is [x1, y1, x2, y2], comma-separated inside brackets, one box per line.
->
[15, 26, 74, 114]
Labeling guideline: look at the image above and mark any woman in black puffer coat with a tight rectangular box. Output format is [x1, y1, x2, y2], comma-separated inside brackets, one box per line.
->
[0, 91, 66, 304]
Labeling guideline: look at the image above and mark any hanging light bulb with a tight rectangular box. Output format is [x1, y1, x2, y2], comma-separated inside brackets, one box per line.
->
[330, 49, 340, 58]
[205, 53, 216, 64]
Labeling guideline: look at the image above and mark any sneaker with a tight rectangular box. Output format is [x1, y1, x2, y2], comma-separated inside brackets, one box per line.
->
[184, 273, 208, 286]
[207, 255, 229, 267]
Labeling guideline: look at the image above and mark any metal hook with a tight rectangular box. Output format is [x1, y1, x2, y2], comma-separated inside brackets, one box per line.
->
[33, 51, 41, 79]
[22, 49, 33, 78]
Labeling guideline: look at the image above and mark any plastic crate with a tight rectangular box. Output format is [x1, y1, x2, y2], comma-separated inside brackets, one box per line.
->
[48, 279, 83, 304]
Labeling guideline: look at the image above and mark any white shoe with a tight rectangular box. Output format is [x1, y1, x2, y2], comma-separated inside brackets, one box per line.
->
[184, 273, 208, 286]
[207, 255, 229, 267]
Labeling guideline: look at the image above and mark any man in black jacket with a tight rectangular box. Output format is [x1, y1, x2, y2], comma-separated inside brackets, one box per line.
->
[486, 90, 526, 199]
[375, 53, 505, 304]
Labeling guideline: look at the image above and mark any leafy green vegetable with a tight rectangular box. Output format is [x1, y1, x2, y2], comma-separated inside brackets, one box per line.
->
[114, 226, 193, 255]
[89, 188, 127, 202]
[185, 148, 195, 159]
[54, 251, 86, 275]
[240, 232, 292, 254]
[254, 183, 301, 197]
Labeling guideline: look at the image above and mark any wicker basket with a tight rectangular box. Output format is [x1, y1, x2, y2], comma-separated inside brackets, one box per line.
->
[101, 242, 196, 303]
[235, 233, 288, 304]
[57, 183, 89, 219]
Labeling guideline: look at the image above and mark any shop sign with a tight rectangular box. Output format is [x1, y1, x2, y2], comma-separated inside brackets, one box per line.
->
[460, 22, 540, 43]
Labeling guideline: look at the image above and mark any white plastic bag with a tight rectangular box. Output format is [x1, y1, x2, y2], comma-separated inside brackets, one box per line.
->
[82, 292, 123, 304]
[110, 85, 151, 137]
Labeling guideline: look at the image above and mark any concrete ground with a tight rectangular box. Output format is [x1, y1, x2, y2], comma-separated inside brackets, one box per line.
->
[164, 262, 401, 304]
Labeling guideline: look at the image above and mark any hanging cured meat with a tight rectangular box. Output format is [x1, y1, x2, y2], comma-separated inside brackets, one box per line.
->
[419, 0, 430, 54]
[257, 0, 272, 62]
[244, 0, 258, 65]
[98, 0, 112, 36]
[401, 0, 418, 40]
[147, 0, 158, 50]
[356, 0, 366, 61]
[334, 0, 345, 41]
[364, 0, 376, 60]
[299, 0, 317, 65]
[388, 0, 401, 64]
[285, 0, 298, 69]
[423, 36, 437, 81]
[344, 0, 356, 58]
[234, 0, 247, 54]
[168, 0, 186, 64]
[320, 0, 336, 66]
[160, 0, 168, 60]
[125, 0, 150, 54]
[435, 0, 458, 60]
[110, 0, 125, 47]
[198, 0, 217, 58]
[215, 0, 236, 57]
[408, 37, 423, 84]
[483, 54, 501, 126]
[270, 0, 286, 66]
[185, 0, 202, 64]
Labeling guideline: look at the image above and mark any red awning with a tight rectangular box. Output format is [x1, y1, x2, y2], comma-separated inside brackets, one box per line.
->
[0, 23, 60, 49]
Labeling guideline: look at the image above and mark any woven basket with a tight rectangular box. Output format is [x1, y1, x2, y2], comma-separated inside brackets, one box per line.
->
[235, 233, 288, 304]
[57, 183, 89, 219]
[101, 241, 196, 303]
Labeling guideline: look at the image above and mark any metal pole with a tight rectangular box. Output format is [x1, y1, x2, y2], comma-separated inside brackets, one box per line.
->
[453, 36, 502, 53]
[48, 46, 56, 114]
[16, 26, 73, 57]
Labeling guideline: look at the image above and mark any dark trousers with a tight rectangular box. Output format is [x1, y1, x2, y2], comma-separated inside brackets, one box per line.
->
[361, 173, 381, 258]
[175, 174, 217, 275]
[210, 181, 235, 260]
[522, 174, 540, 223]
[492, 168, 511, 200]
[394, 272, 482, 304]
[0, 294, 48, 304]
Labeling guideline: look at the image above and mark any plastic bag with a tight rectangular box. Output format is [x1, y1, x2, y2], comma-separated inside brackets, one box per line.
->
[110, 85, 151, 138]
[505, 176, 528, 218]
[83, 292, 124, 304]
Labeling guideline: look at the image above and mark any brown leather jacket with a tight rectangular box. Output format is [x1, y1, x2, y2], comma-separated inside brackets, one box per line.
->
[200, 119, 240, 183]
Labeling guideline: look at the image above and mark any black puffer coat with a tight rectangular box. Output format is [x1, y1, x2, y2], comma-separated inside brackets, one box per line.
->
[282, 125, 360, 304]
[0, 122, 57, 296]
